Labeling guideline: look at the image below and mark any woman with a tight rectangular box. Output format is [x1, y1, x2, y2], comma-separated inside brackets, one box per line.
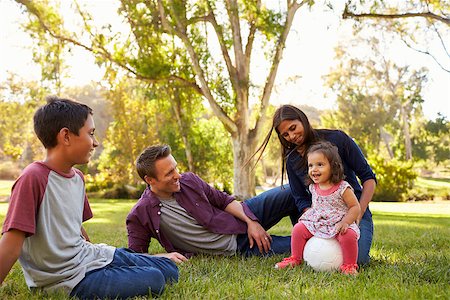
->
[255, 104, 376, 265]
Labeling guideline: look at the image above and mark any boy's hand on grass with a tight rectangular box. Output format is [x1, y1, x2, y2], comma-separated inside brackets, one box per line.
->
[154, 252, 188, 264]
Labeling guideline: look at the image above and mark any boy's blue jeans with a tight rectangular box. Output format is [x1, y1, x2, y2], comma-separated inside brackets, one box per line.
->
[237, 185, 374, 264]
[237, 185, 299, 257]
[70, 248, 178, 299]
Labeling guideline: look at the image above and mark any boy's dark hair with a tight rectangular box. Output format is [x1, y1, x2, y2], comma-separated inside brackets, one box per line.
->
[33, 95, 93, 149]
[136, 145, 172, 182]
[305, 141, 344, 185]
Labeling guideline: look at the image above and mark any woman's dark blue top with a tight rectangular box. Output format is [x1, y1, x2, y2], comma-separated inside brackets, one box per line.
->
[286, 129, 377, 213]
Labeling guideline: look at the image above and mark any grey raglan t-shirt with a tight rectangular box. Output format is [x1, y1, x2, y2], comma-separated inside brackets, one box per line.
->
[2, 162, 115, 294]
[159, 197, 237, 256]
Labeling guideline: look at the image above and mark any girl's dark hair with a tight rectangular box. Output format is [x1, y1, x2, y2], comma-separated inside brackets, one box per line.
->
[249, 105, 319, 186]
[305, 141, 344, 185]
[33, 96, 93, 149]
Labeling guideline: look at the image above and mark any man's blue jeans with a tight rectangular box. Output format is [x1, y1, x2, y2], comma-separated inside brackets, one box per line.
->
[70, 248, 178, 299]
[237, 185, 299, 257]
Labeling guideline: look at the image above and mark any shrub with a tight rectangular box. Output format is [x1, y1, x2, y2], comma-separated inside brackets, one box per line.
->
[101, 184, 145, 199]
[0, 161, 21, 180]
[368, 155, 417, 202]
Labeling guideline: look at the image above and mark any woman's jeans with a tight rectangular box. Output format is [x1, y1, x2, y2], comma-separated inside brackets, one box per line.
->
[237, 185, 299, 257]
[358, 208, 374, 265]
[70, 248, 178, 299]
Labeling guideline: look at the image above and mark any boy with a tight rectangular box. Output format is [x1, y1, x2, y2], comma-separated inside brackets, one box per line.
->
[0, 96, 181, 299]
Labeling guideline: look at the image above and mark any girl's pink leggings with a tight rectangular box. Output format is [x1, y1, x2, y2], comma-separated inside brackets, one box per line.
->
[291, 221, 358, 265]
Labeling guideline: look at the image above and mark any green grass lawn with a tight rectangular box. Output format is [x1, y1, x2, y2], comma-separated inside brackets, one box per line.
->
[0, 198, 449, 299]
[414, 177, 450, 199]
[0, 180, 13, 200]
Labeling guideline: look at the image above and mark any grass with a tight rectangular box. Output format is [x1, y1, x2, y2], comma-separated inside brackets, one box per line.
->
[0, 198, 449, 299]
[0, 180, 13, 200]
[416, 177, 450, 194]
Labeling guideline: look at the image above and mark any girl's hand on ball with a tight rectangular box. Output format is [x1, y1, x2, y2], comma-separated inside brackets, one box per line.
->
[336, 221, 349, 234]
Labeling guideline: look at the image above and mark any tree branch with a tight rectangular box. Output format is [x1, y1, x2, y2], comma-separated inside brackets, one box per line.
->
[253, 0, 305, 137]
[343, 5, 450, 26]
[205, 1, 239, 91]
[401, 37, 450, 73]
[225, 0, 246, 76]
[431, 22, 450, 58]
[244, 0, 261, 77]
[225, 0, 248, 119]
[166, 0, 237, 133]
[16, 0, 202, 93]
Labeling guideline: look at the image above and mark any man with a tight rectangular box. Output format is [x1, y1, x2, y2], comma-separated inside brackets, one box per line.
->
[126, 145, 299, 259]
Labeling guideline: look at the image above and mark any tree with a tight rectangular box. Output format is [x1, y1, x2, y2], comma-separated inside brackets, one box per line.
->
[93, 77, 233, 192]
[14, 0, 311, 199]
[323, 37, 428, 161]
[412, 113, 450, 165]
[21, 0, 69, 93]
[342, 0, 450, 73]
[0, 73, 47, 164]
[63, 84, 114, 158]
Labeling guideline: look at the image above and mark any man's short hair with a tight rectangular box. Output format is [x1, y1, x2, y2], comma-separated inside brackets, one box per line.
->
[33, 95, 93, 149]
[136, 145, 172, 181]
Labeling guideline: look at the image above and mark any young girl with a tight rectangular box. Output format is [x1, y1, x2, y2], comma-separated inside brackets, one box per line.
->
[275, 141, 361, 275]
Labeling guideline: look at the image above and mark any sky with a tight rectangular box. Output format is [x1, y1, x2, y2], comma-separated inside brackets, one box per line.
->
[1, 0, 449, 120]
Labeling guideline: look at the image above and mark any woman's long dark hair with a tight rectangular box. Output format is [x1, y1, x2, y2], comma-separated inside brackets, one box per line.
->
[250, 104, 319, 186]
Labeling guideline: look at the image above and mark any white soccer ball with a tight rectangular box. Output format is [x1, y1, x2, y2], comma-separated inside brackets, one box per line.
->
[303, 236, 343, 272]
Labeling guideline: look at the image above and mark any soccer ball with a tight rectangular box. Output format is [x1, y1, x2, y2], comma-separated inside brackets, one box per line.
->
[303, 236, 343, 272]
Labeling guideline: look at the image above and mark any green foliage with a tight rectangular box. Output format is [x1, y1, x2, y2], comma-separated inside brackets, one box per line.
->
[22, 0, 69, 92]
[412, 114, 450, 165]
[94, 79, 161, 190]
[324, 36, 429, 162]
[344, 0, 449, 73]
[1, 199, 449, 299]
[368, 154, 418, 201]
[92, 78, 233, 195]
[188, 117, 233, 188]
[0, 75, 46, 165]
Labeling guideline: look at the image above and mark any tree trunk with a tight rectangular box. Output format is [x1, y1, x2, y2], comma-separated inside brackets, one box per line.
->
[231, 133, 256, 200]
[400, 104, 413, 160]
[172, 90, 195, 172]
[260, 157, 268, 184]
[380, 127, 394, 159]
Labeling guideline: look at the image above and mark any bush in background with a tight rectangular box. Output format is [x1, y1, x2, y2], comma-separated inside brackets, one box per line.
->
[0, 161, 22, 180]
[369, 155, 417, 202]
